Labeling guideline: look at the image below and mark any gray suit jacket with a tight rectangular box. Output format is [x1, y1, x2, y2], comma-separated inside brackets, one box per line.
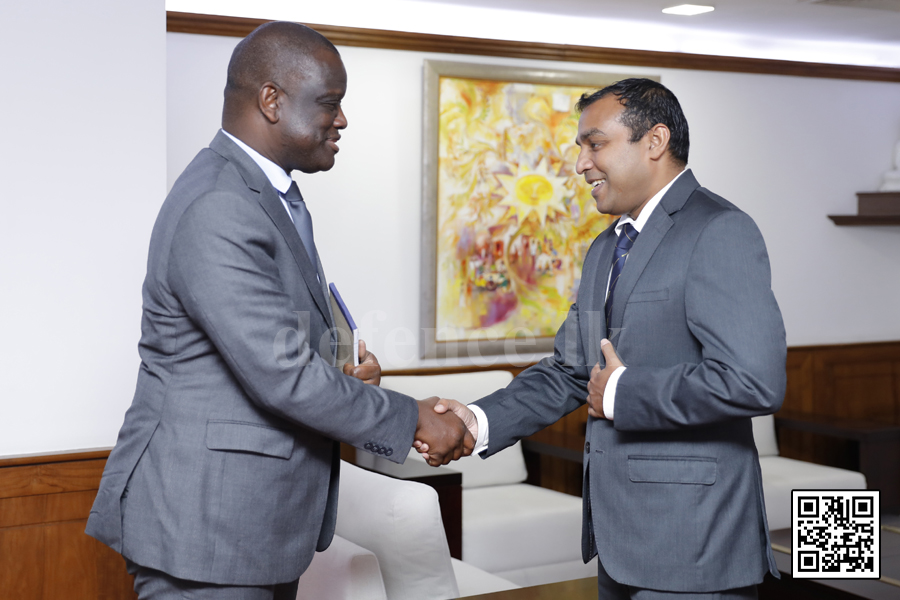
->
[86, 131, 419, 586]
[474, 170, 786, 593]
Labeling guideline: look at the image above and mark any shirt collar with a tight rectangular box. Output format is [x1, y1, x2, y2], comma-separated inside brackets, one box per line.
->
[221, 129, 294, 195]
[615, 168, 687, 236]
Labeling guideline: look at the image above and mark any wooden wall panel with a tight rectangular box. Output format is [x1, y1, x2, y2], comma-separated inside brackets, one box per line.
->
[783, 351, 813, 412]
[0, 452, 136, 600]
[779, 341, 900, 468]
[0, 526, 43, 599]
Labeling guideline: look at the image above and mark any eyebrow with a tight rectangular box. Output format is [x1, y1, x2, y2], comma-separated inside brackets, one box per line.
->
[575, 127, 605, 145]
[318, 89, 345, 101]
[579, 128, 605, 141]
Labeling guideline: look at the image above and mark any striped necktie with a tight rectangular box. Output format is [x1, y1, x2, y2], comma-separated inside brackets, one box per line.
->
[605, 223, 638, 335]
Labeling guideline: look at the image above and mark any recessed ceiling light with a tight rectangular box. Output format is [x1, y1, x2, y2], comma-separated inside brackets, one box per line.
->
[662, 4, 715, 16]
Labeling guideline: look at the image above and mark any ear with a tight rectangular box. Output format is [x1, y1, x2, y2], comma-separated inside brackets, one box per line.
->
[258, 82, 281, 124]
[646, 124, 671, 161]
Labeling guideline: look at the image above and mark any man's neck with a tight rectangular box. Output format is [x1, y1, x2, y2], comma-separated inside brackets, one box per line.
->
[222, 123, 288, 175]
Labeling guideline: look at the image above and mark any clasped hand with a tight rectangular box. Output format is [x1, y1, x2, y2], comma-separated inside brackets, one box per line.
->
[342, 340, 380, 386]
[586, 338, 623, 419]
[414, 399, 478, 467]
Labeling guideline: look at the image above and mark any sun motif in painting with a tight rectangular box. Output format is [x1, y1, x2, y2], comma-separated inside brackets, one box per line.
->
[495, 161, 570, 226]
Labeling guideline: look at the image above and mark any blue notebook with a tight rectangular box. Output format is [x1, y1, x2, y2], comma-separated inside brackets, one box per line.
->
[329, 283, 359, 367]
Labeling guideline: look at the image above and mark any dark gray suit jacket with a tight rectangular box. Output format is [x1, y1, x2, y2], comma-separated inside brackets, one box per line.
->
[86, 132, 418, 586]
[474, 170, 786, 593]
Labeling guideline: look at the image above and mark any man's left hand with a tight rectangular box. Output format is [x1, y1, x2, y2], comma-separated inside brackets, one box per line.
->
[342, 339, 381, 386]
[586, 338, 623, 419]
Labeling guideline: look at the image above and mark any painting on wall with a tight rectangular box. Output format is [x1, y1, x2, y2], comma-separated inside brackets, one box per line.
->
[420, 61, 657, 359]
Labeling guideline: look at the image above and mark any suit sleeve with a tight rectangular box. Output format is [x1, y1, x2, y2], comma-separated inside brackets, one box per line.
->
[613, 210, 786, 431]
[167, 191, 418, 461]
[472, 301, 590, 457]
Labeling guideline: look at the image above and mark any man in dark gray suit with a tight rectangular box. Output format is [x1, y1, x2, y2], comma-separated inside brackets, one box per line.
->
[423, 79, 786, 598]
[86, 22, 470, 599]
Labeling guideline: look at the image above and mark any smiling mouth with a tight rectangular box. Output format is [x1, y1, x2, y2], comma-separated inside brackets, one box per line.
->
[590, 178, 607, 191]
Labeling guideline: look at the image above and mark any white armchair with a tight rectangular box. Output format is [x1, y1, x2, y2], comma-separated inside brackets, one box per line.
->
[296, 461, 518, 600]
[368, 371, 596, 588]
[752, 414, 867, 530]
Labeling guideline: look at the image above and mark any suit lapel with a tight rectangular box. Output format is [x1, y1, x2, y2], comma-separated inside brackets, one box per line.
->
[315, 253, 335, 326]
[579, 226, 616, 366]
[256, 186, 334, 326]
[209, 132, 334, 327]
[607, 211, 673, 332]
[607, 170, 700, 333]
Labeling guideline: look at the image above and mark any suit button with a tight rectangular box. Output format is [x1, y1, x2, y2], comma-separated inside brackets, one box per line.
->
[386, 448, 393, 457]
[364, 442, 373, 450]
[585, 442, 590, 453]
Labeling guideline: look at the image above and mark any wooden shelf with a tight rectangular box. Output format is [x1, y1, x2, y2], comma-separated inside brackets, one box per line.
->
[830, 191, 900, 225]
[828, 214, 900, 225]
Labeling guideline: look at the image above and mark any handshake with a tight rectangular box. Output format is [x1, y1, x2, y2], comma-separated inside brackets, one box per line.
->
[413, 398, 478, 467]
[342, 341, 477, 467]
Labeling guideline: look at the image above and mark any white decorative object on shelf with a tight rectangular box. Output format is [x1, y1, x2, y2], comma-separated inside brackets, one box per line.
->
[880, 138, 900, 192]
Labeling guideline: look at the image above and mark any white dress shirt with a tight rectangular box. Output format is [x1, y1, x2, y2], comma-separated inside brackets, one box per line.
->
[469, 169, 687, 453]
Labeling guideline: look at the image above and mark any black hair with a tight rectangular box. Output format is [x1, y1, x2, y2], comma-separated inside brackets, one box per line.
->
[225, 21, 340, 100]
[576, 78, 689, 167]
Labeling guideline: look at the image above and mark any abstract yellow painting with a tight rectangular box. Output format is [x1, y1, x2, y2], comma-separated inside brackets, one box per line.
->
[432, 71, 618, 349]
[420, 61, 652, 358]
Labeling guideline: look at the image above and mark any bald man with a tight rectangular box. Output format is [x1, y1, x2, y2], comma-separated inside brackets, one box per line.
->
[86, 22, 470, 599]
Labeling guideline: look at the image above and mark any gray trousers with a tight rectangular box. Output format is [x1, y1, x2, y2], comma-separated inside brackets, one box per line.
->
[127, 560, 300, 600]
[597, 558, 758, 600]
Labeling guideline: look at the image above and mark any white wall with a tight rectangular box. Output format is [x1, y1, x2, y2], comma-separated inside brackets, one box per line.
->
[0, 20, 895, 458]
[168, 32, 900, 369]
[0, 1, 166, 456]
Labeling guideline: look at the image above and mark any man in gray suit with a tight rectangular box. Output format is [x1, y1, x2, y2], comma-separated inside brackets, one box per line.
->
[423, 79, 786, 598]
[86, 22, 470, 599]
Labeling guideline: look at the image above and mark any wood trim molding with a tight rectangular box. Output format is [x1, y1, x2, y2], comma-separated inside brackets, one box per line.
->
[166, 11, 900, 83]
[0, 448, 111, 469]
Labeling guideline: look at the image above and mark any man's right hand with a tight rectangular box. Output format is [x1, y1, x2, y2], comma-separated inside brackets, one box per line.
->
[414, 399, 478, 464]
[414, 397, 474, 467]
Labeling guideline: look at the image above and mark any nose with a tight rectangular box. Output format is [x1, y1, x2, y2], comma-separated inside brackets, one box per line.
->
[575, 146, 591, 175]
[335, 105, 347, 130]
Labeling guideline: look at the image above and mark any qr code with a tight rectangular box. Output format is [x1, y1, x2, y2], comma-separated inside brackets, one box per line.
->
[792, 490, 880, 579]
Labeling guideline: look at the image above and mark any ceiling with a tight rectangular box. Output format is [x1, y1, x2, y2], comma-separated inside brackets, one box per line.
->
[167, 0, 900, 67]
[407, 0, 900, 45]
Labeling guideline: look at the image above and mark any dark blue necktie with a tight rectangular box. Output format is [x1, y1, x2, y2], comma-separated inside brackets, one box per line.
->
[284, 182, 318, 264]
[605, 223, 638, 334]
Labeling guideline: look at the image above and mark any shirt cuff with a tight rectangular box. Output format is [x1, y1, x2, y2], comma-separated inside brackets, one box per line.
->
[467, 404, 490, 455]
[603, 366, 626, 420]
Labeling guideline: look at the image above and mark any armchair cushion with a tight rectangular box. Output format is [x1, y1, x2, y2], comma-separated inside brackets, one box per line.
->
[462, 483, 584, 574]
[759, 456, 867, 530]
[451, 559, 520, 597]
[295, 535, 387, 600]
[751, 414, 779, 457]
